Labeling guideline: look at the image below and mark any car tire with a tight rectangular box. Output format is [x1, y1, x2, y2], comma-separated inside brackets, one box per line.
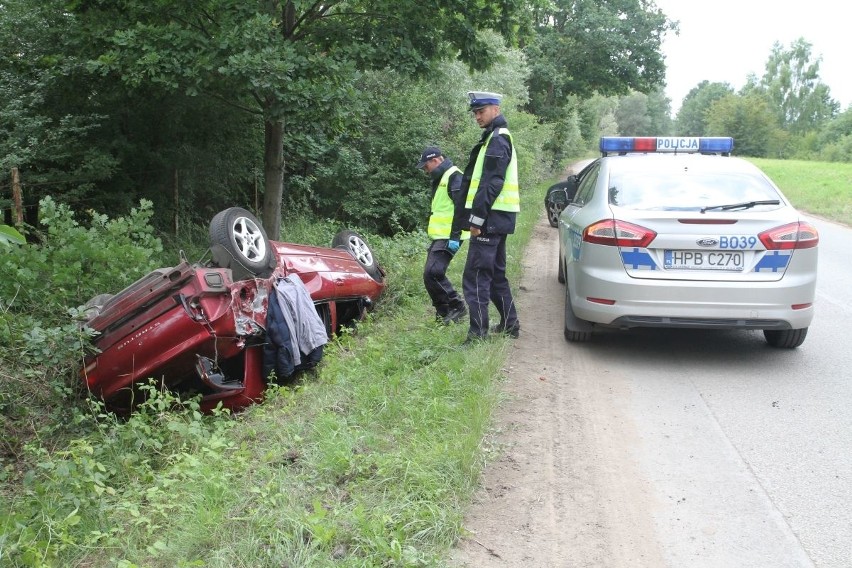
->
[209, 207, 276, 281]
[557, 252, 566, 284]
[563, 282, 592, 342]
[763, 328, 807, 348]
[547, 201, 561, 228]
[332, 229, 384, 283]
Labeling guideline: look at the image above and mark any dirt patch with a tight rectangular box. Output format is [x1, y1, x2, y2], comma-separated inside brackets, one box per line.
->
[449, 161, 665, 567]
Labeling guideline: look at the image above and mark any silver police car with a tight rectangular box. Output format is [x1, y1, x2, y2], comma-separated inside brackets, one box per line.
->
[557, 137, 818, 348]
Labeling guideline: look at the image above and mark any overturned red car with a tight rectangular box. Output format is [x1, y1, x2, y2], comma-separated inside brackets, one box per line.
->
[80, 207, 385, 413]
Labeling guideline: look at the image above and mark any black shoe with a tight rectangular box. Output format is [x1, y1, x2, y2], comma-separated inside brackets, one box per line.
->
[442, 304, 467, 325]
[462, 332, 487, 346]
[491, 322, 520, 338]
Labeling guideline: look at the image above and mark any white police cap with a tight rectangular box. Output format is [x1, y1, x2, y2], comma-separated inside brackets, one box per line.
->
[468, 91, 503, 110]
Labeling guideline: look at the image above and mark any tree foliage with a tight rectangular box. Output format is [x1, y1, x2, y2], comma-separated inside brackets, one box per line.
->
[524, 0, 676, 120]
[78, 0, 532, 238]
[615, 92, 651, 136]
[675, 81, 734, 136]
[705, 93, 786, 158]
[758, 38, 839, 134]
[0, 0, 119, 223]
[306, 33, 556, 233]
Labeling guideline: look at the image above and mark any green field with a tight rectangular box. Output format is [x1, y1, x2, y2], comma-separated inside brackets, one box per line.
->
[748, 158, 852, 226]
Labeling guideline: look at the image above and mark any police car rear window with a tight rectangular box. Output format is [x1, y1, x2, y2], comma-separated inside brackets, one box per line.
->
[607, 171, 783, 211]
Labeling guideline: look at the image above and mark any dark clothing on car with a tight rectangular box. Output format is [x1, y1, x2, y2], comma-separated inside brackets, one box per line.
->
[262, 277, 324, 381]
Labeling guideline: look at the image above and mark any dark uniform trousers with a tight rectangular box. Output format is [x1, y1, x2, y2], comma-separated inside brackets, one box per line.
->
[424, 239, 465, 317]
[462, 232, 518, 337]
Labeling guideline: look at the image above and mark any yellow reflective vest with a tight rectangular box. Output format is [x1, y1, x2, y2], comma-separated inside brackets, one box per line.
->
[464, 127, 520, 212]
[428, 166, 470, 240]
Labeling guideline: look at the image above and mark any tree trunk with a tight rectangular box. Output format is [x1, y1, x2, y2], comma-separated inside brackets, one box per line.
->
[262, 118, 285, 239]
[11, 167, 24, 227]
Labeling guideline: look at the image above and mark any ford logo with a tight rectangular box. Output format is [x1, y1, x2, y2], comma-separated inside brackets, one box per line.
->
[696, 238, 718, 247]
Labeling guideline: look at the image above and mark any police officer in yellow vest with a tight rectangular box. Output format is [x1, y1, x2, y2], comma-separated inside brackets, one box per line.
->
[460, 91, 520, 343]
[416, 146, 469, 325]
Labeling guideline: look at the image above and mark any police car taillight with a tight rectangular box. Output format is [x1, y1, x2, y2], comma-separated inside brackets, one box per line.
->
[599, 136, 734, 155]
[758, 222, 819, 250]
[583, 219, 656, 248]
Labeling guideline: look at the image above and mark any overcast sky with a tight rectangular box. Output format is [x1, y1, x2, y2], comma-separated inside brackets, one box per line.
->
[653, 0, 850, 115]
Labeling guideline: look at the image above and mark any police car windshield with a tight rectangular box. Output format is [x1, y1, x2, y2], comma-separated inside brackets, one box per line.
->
[608, 171, 783, 212]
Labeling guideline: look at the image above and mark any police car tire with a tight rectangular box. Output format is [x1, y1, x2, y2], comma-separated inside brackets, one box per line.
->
[209, 207, 276, 281]
[332, 229, 384, 283]
[763, 328, 807, 348]
[563, 282, 592, 342]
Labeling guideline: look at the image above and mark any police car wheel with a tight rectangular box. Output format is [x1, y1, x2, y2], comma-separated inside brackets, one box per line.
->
[563, 282, 592, 342]
[763, 328, 807, 348]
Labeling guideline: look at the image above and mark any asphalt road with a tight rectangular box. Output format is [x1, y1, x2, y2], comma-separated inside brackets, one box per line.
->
[565, 213, 851, 567]
[452, 212, 851, 568]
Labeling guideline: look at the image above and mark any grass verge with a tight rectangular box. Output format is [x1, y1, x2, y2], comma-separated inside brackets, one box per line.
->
[0, 177, 547, 567]
[748, 158, 852, 225]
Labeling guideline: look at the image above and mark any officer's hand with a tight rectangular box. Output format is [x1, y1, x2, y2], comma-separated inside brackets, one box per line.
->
[447, 239, 461, 254]
[470, 226, 481, 237]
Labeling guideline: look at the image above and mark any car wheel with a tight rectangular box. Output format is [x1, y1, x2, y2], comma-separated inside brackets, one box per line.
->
[546, 201, 561, 228]
[332, 229, 384, 283]
[564, 282, 592, 342]
[209, 207, 276, 281]
[763, 328, 807, 348]
[557, 252, 566, 284]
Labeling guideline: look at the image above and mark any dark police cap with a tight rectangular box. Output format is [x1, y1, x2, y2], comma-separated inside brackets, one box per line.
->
[416, 146, 442, 169]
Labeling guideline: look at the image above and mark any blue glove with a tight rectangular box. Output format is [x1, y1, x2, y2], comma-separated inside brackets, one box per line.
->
[447, 239, 461, 254]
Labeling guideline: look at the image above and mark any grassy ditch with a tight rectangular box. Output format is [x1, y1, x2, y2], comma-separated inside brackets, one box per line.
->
[0, 179, 547, 567]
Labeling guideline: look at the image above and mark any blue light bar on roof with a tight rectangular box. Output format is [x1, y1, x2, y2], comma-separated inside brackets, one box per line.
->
[599, 137, 734, 155]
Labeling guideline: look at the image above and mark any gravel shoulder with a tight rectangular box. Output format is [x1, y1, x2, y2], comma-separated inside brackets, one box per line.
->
[449, 161, 666, 567]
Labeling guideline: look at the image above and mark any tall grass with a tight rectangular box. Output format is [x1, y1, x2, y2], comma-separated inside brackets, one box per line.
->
[749, 158, 852, 224]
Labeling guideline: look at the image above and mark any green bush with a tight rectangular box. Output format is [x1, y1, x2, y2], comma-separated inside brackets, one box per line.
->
[0, 198, 166, 478]
[0, 197, 164, 327]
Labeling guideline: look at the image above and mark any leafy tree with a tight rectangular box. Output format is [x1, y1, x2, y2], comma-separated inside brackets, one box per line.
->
[307, 32, 553, 232]
[578, 94, 619, 143]
[524, 0, 676, 119]
[815, 107, 852, 162]
[759, 38, 839, 134]
[704, 93, 785, 158]
[0, 0, 118, 223]
[615, 91, 651, 136]
[1, 1, 260, 230]
[675, 81, 734, 136]
[644, 88, 673, 136]
[79, 0, 531, 239]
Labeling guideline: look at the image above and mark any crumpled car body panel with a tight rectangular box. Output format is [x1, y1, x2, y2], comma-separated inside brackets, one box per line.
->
[82, 240, 385, 412]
